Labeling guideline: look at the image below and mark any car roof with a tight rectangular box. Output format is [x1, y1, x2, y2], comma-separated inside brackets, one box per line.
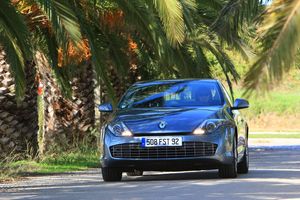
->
[133, 79, 220, 87]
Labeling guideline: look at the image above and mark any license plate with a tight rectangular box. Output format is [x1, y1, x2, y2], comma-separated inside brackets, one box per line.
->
[141, 137, 182, 147]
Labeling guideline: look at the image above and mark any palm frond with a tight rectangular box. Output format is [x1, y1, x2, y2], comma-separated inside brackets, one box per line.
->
[72, 3, 117, 103]
[30, 27, 74, 98]
[87, 30, 116, 103]
[42, 30, 73, 98]
[0, 1, 33, 101]
[181, 0, 197, 10]
[152, 0, 186, 46]
[179, 2, 212, 78]
[191, 45, 212, 78]
[209, 0, 260, 60]
[33, 0, 82, 46]
[0, 34, 26, 102]
[105, 32, 130, 77]
[0, 0, 32, 59]
[211, 0, 261, 33]
[244, 0, 300, 95]
[197, 0, 224, 11]
[114, 0, 182, 74]
[191, 33, 240, 99]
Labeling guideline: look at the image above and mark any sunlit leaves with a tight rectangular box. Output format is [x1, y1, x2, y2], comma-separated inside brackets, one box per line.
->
[152, 0, 186, 46]
[244, 0, 300, 95]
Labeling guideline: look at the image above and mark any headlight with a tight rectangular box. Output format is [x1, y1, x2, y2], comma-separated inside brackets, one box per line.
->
[193, 119, 228, 135]
[108, 121, 133, 137]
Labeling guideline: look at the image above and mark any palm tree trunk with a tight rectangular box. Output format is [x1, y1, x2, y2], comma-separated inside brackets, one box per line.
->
[0, 48, 38, 159]
[37, 53, 96, 154]
[55, 62, 96, 146]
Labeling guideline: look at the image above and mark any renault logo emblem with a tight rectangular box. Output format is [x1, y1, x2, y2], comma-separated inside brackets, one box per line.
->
[158, 121, 167, 129]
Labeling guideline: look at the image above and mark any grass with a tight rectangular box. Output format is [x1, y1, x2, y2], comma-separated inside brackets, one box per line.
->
[250, 133, 300, 139]
[0, 148, 99, 182]
[235, 89, 300, 118]
[230, 69, 300, 131]
[232, 69, 300, 117]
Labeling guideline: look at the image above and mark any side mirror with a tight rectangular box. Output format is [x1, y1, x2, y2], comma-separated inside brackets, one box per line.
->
[232, 98, 249, 110]
[98, 103, 113, 112]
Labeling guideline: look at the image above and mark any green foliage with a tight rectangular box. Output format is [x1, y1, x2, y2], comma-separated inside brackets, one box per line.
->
[200, 0, 260, 60]
[236, 69, 300, 118]
[152, 0, 188, 46]
[33, 0, 82, 46]
[0, 147, 99, 182]
[1, 0, 263, 102]
[242, 90, 300, 117]
[39, 148, 99, 171]
[0, 0, 32, 102]
[250, 133, 300, 138]
[244, 0, 300, 95]
[0, 1, 32, 59]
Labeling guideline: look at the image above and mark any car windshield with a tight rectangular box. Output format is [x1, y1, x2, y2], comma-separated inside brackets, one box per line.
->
[119, 80, 224, 109]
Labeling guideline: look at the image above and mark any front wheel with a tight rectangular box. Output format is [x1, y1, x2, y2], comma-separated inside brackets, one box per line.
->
[102, 167, 122, 182]
[219, 136, 238, 178]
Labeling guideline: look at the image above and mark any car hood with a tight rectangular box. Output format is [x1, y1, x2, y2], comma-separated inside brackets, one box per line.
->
[113, 107, 224, 134]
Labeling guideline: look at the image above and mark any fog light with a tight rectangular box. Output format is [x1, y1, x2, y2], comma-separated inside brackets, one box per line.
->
[206, 122, 217, 132]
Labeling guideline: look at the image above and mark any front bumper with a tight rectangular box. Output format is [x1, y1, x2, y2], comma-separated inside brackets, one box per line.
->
[100, 127, 235, 171]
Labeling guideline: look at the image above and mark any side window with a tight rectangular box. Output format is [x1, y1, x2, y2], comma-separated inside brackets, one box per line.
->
[220, 84, 233, 106]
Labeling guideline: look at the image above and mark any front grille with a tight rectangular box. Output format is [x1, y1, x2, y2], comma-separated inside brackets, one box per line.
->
[110, 142, 218, 159]
[133, 132, 191, 136]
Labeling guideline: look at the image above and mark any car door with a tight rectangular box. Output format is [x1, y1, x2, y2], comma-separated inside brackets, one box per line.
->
[231, 109, 247, 159]
[219, 83, 246, 159]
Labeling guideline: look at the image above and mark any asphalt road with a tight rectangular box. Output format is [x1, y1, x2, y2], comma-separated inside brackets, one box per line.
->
[1, 147, 300, 200]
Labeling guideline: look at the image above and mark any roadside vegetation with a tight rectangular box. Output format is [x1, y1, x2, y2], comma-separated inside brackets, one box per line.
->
[0, 145, 99, 182]
[237, 69, 300, 131]
[250, 133, 300, 139]
[214, 52, 300, 131]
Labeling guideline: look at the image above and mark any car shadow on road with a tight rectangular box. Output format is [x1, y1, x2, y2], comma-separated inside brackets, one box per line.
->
[123, 170, 219, 182]
[122, 168, 300, 182]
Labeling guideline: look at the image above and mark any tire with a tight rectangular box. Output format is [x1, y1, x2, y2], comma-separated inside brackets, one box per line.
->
[218, 136, 238, 178]
[238, 137, 249, 174]
[127, 170, 143, 176]
[101, 168, 122, 182]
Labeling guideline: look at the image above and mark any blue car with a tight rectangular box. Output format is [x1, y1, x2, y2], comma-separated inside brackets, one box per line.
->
[99, 79, 249, 181]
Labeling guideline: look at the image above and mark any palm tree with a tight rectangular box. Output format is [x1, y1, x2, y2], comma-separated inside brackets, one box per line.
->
[244, 0, 300, 94]
[0, 0, 262, 156]
[112, 0, 261, 98]
[19, 1, 96, 154]
[0, 1, 39, 158]
[0, 49, 38, 159]
[3, 0, 261, 102]
[0, 0, 86, 156]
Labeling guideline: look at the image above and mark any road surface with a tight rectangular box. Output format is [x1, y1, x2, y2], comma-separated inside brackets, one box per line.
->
[1, 147, 300, 200]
